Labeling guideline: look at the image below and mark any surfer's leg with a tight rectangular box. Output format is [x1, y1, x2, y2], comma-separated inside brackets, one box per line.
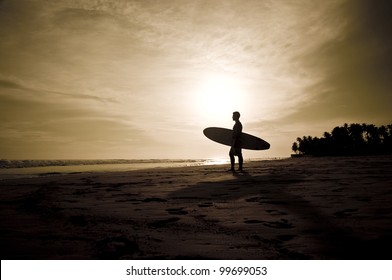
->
[238, 150, 243, 171]
[229, 148, 235, 171]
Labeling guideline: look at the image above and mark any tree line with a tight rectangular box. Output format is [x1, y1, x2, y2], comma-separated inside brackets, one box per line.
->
[292, 123, 392, 156]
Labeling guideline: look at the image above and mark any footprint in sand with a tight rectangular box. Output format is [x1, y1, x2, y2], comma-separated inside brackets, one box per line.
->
[244, 219, 264, 224]
[244, 218, 293, 229]
[245, 196, 269, 202]
[198, 202, 213, 208]
[334, 208, 358, 218]
[262, 219, 294, 229]
[277, 235, 296, 241]
[266, 209, 288, 215]
[142, 197, 167, 202]
[96, 236, 139, 259]
[166, 207, 188, 215]
[147, 217, 180, 228]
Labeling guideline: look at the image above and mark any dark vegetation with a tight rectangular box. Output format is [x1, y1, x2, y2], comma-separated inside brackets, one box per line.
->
[292, 123, 392, 156]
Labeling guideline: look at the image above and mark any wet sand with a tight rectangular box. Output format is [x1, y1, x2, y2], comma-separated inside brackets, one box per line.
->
[1, 156, 392, 259]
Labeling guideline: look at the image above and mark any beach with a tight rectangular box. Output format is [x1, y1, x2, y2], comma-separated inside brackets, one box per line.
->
[1, 156, 392, 260]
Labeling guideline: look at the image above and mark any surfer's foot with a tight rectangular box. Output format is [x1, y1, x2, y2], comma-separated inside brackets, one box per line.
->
[238, 169, 244, 172]
[227, 168, 235, 172]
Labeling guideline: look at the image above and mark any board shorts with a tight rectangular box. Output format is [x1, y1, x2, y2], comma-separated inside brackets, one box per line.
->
[230, 139, 242, 156]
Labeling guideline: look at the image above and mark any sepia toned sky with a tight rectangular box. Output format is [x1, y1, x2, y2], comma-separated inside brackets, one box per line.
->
[1, 0, 391, 159]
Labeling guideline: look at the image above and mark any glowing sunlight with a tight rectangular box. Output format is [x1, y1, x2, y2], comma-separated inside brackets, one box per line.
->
[192, 73, 249, 123]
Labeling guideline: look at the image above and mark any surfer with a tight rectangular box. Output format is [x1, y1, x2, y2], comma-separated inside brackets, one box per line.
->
[229, 111, 243, 172]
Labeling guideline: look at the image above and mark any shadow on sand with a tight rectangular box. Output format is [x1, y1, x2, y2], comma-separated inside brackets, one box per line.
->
[168, 170, 392, 259]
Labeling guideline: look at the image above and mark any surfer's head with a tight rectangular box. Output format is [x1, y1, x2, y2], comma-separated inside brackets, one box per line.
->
[232, 111, 240, 121]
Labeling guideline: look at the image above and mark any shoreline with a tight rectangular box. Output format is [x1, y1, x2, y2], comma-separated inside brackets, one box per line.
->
[1, 156, 392, 259]
[0, 157, 288, 181]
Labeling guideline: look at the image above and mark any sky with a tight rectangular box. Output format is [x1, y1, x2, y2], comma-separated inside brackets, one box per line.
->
[0, 0, 391, 160]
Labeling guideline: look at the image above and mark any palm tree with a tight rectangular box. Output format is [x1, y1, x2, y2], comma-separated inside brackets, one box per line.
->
[387, 125, 392, 153]
[349, 123, 365, 154]
[364, 124, 381, 153]
[331, 125, 351, 155]
[292, 142, 299, 154]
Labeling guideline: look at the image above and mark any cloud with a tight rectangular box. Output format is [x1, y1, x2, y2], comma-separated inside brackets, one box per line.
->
[0, 77, 116, 103]
[273, 0, 392, 125]
[0, 92, 155, 159]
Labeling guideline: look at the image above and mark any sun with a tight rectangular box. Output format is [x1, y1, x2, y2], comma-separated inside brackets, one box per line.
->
[193, 73, 247, 123]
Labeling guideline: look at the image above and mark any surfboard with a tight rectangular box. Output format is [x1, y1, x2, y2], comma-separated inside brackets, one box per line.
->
[203, 127, 270, 150]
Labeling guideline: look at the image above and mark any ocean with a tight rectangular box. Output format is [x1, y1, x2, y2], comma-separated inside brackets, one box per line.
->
[0, 159, 229, 180]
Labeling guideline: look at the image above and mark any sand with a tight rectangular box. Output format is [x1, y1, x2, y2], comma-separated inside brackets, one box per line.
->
[1, 156, 392, 260]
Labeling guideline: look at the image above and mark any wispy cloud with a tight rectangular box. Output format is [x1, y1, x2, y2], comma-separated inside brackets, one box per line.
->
[0, 77, 116, 103]
[277, 0, 392, 125]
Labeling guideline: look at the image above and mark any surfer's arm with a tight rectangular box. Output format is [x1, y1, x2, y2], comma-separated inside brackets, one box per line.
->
[232, 133, 242, 148]
[232, 123, 242, 145]
[232, 123, 242, 138]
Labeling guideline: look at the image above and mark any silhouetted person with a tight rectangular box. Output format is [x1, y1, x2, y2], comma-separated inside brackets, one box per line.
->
[229, 111, 243, 172]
